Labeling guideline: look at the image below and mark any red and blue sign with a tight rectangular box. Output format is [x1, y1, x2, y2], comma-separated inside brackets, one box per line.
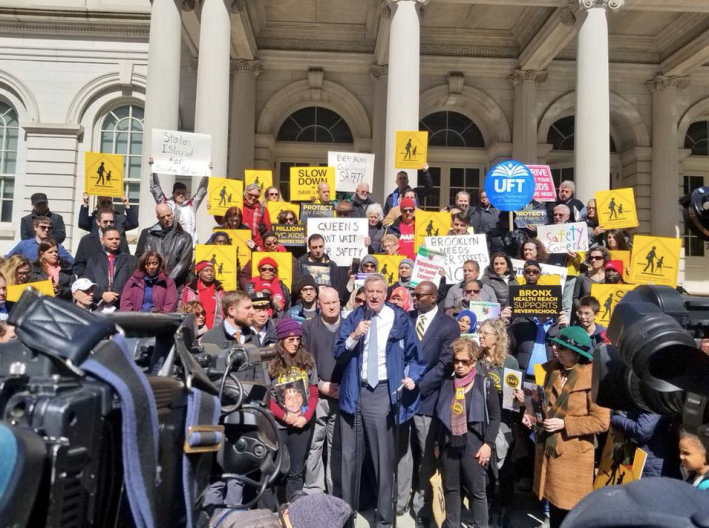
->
[484, 160, 535, 212]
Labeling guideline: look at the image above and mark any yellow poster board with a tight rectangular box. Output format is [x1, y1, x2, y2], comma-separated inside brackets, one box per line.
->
[194, 244, 237, 291]
[212, 228, 252, 268]
[395, 131, 428, 169]
[415, 210, 451, 250]
[251, 252, 293, 291]
[629, 235, 682, 288]
[289, 167, 336, 201]
[208, 177, 244, 216]
[596, 188, 639, 230]
[609, 250, 632, 284]
[85, 151, 124, 197]
[266, 201, 300, 223]
[245, 170, 272, 193]
[594, 431, 648, 489]
[373, 254, 406, 287]
[7, 280, 55, 302]
[590, 283, 637, 327]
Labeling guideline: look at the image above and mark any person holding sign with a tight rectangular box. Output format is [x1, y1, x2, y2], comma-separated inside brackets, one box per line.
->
[522, 327, 610, 528]
[248, 257, 290, 314]
[149, 157, 208, 243]
[242, 184, 272, 250]
[79, 194, 138, 235]
[383, 165, 433, 215]
[386, 197, 416, 259]
[545, 181, 584, 223]
[433, 338, 501, 528]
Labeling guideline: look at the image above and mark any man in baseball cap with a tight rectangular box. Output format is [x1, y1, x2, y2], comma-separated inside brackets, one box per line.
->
[71, 278, 97, 311]
[20, 192, 67, 244]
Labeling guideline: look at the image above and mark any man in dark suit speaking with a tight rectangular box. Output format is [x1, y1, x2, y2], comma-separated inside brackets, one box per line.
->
[399, 280, 460, 527]
[335, 274, 427, 528]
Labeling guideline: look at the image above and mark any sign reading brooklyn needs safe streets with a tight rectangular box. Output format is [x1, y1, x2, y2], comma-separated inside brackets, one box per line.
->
[290, 166, 336, 201]
[306, 218, 368, 267]
[151, 129, 211, 177]
[424, 235, 490, 283]
[510, 285, 562, 318]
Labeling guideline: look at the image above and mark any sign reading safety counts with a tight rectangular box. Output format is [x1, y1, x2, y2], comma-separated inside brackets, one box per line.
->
[484, 160, 535, 212]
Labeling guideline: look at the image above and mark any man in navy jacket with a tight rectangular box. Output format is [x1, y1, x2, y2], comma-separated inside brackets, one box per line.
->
[335, 273, 427, 528]
[399, 281, 460, 524]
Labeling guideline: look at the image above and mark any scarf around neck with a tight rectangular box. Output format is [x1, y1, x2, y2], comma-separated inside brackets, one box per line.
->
[542, 365, 581, 457]
[451, 368, 477, 438]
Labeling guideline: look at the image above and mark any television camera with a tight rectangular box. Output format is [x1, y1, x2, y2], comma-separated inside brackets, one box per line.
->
[0, 291, 283, 528]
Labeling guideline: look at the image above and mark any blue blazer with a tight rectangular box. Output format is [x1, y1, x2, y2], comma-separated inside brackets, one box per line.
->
[411, 309, 460, 417]
[335, 303, 427, 424]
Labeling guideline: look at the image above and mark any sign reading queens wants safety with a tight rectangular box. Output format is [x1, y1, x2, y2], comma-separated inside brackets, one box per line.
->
[306, 217, 368, 267]
[509, 285, 562, 318]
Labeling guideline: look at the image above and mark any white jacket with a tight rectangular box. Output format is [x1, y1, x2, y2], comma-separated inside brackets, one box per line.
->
[150, 173, 208, 244]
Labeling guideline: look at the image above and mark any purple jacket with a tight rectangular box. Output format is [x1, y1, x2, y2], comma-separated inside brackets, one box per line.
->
[120, 270, 178, 313]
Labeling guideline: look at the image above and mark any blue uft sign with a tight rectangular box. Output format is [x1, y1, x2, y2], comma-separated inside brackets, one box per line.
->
[484, 161, 535, 212]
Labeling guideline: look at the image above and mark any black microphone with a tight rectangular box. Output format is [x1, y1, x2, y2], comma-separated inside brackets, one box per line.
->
[363, 308, 372, 322]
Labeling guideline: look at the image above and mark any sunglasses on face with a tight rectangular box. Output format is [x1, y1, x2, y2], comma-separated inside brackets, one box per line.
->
[524, 269, 541, 275]
[37, 225, 51, 230]
[402, 208, 414, 213]
[453, 358, 472, 366]
[412, 293, 433, 299]
[465, 288, 480, 294]
[248, 193, 260, 199]
[589, 255, 604, 261]
[260, 266, 275, 272]
[268, 192, 279, 196]
[362, 263, 376, 269]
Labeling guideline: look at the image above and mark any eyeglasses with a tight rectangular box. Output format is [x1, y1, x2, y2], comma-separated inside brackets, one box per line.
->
[359, 190, 370, 195]
[453, 358, 472, 366]
[362, 263, 376, 269]
[36, 225, 51, 231]
[247, 193, 260, 199]
[355, 297, 365, 304]
[412, 293, 434, 299]
[402, 208, 414, 213]
[553, 213, 566, 218]
[259, 266, 275, 272]
[589, 256, 605, 261]
[465, 288, 481, 294]
[267, 192, 279, 197]
[524, 269, 541, 275]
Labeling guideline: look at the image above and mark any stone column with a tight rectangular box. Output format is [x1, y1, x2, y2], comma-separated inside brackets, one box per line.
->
[648, 75, 690, 237]
[370, 64, 388, 202]
[509, 69, 548, 164]
[574, 0, 623, 202]
[139, 0, 184, 229]
[194, 0, 232, 243]
[384, 0, 426, 191]
[228, 59, 262, 179]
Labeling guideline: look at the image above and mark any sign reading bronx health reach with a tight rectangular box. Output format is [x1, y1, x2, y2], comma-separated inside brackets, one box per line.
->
[151, 129, 212, 177]
[484, 161, 535, 212]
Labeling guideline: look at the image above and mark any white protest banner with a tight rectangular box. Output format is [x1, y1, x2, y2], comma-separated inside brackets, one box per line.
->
[328, 151, 375, 193]
[411, 247, 446, 288]
[510, 258, 568, 292]
[528, 165, 557, 202]
[536, 222, 589, 254]
[151, 129, 211, 177]
[306, 217, 368, 267]
[423, 235, 489, 283]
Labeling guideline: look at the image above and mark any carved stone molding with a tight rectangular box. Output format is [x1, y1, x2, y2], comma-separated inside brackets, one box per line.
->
[646, 75, 691, 93]
[308, 68, 325, 102]
[230, 0, 247, 13]
[231, 59, 262, 76]
[574, 0, 625, 10]
[447, 72, 465, 95]
[369, 64, 389, 80]
[560, 7, 577, 26]
[508, 69, 548, 86]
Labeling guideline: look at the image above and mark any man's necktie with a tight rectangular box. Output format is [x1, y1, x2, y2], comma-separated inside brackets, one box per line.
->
[367, 313, 379, 389]
[108, 253, 115, 288]
[416, 314, 426, 341]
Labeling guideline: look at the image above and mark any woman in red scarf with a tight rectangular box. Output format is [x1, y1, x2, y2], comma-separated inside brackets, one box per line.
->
[248, 256, 290, 314]
[434, 339, 501, 528]
[179, 260, 224, 329]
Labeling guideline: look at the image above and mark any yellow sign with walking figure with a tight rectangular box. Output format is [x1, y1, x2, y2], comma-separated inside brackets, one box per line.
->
[212, 228, 252, 269]
[374, 254, 406, 286]
[395, 131, 428, 169]
[590, 283, 637, 327]
[629, 235, 682, 288]
[85, 152, 124, 197]
[415, 210, 451, 250]
[208, 178, 243, 216]
[596, 188, 639, 229]
[194, 244, 237, 291]
[245, 170, 272, 193]
[266, 201, 300, 223]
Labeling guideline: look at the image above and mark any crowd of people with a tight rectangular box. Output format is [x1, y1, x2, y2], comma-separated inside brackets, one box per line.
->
[2, 170, 707, 528]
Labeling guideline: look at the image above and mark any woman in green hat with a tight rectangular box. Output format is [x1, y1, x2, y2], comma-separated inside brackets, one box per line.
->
[522, 326, 610, 528]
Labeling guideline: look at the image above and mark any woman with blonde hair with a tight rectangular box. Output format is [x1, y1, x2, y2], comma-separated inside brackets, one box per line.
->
[478, 318, 523, 528]
[1, 255, 31, 287]
[263, 186, 282, 203]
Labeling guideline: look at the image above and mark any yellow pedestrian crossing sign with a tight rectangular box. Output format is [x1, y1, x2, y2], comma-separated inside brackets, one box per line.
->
[374, 254, 406, 286]
[590, 283, 636, 327]
[395, 131, 428, 169]
[85, 151, 124, 197]
[212, 228, 252, 269]
[629, 235, 682, 288]
[245, 170, 272, 193]
[208, 177, 243, 216]
[415, 210, 451, 250]
[194, 245, 237, 291]
[596, 188, 639, 229]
